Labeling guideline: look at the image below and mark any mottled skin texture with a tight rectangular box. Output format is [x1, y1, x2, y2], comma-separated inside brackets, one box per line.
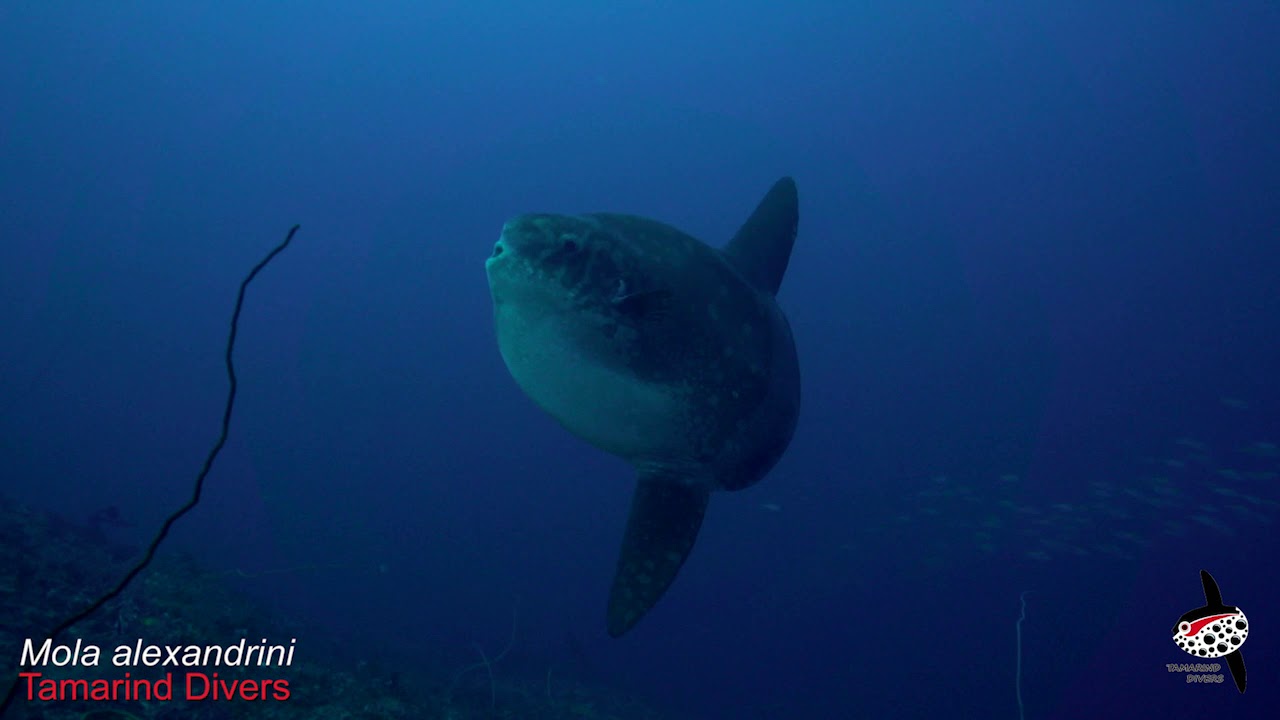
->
[485, 180, 800, 636]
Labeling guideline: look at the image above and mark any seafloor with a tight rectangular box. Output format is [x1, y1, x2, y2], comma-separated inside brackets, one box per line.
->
[0, 494, 677, 720]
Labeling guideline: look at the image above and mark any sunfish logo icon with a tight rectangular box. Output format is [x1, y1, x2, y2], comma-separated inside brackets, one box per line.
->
[1173, 570, 1248, 693]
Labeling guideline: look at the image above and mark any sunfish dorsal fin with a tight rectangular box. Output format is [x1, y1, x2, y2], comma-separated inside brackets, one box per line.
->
[607, 471, 711, 637]
[1201, 569, 1225, 608]
[723, 176, 799, 296]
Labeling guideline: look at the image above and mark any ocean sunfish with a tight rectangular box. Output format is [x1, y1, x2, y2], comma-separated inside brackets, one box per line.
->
[485, 178, 801, 636]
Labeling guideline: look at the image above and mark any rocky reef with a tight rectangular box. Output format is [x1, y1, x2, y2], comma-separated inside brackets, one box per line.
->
[0, 495, 676, 720]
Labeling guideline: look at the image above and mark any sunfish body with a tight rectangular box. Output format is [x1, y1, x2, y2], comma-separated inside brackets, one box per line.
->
[485, 178, 801, 636]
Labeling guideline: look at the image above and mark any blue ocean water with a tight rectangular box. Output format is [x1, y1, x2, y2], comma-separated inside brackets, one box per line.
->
[1, 2, 1277, 718]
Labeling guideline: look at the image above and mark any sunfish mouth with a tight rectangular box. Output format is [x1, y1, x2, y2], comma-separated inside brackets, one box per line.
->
[485, 232, 510, 272]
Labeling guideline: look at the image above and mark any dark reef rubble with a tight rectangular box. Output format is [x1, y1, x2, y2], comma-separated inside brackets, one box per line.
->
[0, 495, 677, 720]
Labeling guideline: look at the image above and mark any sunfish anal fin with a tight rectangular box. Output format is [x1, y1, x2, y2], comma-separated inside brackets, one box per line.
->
[606, 473, 710, 637]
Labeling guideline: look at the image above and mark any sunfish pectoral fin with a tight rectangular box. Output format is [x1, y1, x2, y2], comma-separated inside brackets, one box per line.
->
[606, 473, 711, 637]
[612, 286, 673, 324]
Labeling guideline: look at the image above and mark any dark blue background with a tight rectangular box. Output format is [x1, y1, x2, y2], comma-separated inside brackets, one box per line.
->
[2, 2, 1277, 718]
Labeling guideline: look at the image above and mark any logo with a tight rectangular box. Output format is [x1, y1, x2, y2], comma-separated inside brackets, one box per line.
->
[1172, 570, 1248, 693]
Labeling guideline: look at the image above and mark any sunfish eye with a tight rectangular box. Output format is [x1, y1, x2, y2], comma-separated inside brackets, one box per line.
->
[561, 238, 579, 253]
